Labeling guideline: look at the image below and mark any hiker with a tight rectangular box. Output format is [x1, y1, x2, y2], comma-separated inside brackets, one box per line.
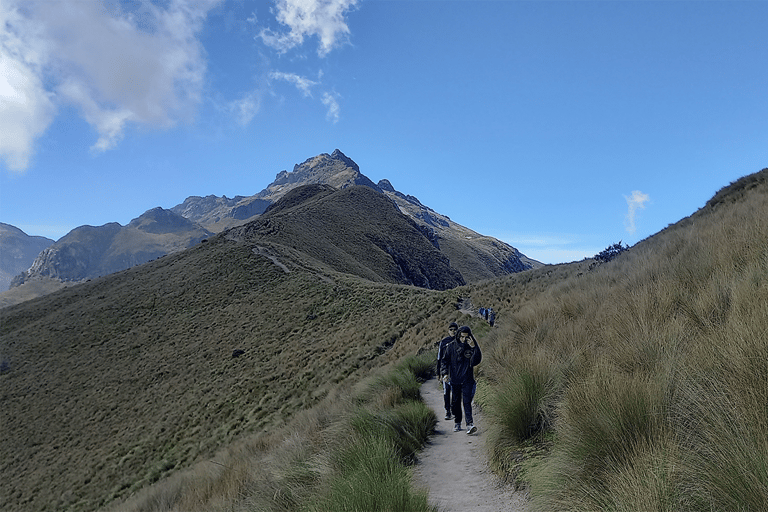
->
[440, 325, 482, 435]
[437, 322, 458, 420]
[488, 309, 495, 327]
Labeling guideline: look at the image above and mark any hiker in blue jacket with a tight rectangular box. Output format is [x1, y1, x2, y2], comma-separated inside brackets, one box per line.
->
[440, 325, 482, 434]
[437, 322, 459, 420]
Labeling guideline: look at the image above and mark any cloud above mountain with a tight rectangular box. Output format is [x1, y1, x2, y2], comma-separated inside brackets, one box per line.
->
[0, 0, 222, 172]
[0, 0, 358, 174]
[258, 0, 359, 56]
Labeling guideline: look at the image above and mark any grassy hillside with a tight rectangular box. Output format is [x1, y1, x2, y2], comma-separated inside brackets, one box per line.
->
[227, 184, 465, 290]
[475, 168, 768, 510]
[0, 234, 463, 512]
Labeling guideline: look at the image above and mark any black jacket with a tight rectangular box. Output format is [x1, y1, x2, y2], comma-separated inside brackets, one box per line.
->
[437, 335, 454, 377]
[440, 339, 482, 386]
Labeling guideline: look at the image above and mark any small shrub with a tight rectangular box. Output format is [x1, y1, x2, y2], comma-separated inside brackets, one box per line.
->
[593, 241, 629, 265]
[306, 435, 435, 512]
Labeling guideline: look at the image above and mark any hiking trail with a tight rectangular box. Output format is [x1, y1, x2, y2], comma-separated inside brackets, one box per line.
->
[412, 379, 528, 512]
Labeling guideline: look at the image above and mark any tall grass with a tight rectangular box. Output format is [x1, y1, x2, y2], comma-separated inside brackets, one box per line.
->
[110, 350, 438, 512]
[476, 170, 768, 510]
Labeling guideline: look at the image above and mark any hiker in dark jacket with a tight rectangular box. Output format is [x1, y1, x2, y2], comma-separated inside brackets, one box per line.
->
[437, 322, 459, 420]
[440, 325, 482, 434]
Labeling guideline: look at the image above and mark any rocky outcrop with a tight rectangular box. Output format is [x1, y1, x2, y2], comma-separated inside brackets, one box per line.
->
[0, 223, 55, 291]
[11, 209, 212, 285]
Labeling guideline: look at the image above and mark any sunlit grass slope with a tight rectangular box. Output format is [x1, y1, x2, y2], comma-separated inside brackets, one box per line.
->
[475, 168, 768, 511]
[110, 352, 439, 512]
[0, 234, 457, 512]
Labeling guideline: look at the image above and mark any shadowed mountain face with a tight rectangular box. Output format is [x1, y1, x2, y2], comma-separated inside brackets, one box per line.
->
[0, 224, 54, 291]
[227, 184, 466, 290]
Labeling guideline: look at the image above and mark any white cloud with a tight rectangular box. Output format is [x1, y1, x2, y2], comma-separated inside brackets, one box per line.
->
[226, 90, 262, 127]
[258, 0, 358, 56]
[0, 4, 56, 173]
[624, 190, 650, 235]
[0, 0, 222, 172]
[270, 71, 318, 97]
[322, 92, 340, 123]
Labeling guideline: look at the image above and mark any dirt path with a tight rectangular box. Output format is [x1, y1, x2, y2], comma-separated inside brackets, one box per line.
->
[412, 378, 528, 512]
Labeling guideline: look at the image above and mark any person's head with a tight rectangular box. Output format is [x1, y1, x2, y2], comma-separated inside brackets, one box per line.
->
[457, 326, 474, 344]
[448, 322, 458, 337]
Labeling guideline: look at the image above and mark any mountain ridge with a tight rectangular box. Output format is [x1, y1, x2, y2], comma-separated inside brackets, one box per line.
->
[3, 150, 540, 307]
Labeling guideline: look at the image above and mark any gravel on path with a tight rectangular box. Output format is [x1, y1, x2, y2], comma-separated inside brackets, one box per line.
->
[411, 378, 528, 512]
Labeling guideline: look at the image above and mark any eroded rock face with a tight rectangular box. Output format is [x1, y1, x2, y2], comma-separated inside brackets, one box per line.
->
[0, 223, 55, 291]
[12, 210, 212, 285]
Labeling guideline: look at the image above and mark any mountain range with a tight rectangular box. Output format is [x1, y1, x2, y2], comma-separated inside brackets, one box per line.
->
[2, 149, 540, 306]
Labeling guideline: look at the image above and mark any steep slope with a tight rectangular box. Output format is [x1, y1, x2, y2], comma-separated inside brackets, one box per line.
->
[176, 149, 541, 281]
[226, 184, 466, 290]
[377, 179, 540, 282]
[0, 223, 54, 291]
[455, 168, 768, 510]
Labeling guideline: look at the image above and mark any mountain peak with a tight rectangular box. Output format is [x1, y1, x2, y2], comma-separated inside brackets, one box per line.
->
[257, 150, 380, 202]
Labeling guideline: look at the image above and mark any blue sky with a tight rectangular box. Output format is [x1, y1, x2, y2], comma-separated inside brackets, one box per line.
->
[1, 0, 766, 264]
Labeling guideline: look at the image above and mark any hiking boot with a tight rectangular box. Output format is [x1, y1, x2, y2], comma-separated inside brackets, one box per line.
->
[444, 412, 452, 420]
[453, 423, 462, 432]
[467, 424, 477, 435]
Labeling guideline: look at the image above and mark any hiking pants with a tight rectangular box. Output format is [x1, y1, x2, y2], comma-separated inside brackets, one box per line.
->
[442, 381, 452, 414]
[450, 381, 477, 426]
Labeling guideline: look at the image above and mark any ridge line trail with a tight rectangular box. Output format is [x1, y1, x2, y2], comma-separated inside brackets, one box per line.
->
[412, 378, 528, 512]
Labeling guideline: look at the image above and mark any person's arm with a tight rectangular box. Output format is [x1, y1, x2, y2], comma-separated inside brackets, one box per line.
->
[468, 336, 482, 367]
[440, 341, 450, 379]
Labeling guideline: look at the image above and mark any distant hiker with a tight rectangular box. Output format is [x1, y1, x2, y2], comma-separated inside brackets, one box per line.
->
[440, 325, 482, 435]
[437, 322, 459, 420]
[488, 309, 495, 327]
[479, 307, 485, 318]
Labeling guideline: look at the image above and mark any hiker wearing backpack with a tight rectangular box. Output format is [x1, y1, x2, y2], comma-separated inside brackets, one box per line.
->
[440, 325, 482, 435]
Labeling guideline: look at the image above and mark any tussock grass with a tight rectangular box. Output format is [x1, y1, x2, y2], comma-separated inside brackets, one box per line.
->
[474, 169, 768, 510]
[307, 435, 432, 512]
[107, 350, 437, 512]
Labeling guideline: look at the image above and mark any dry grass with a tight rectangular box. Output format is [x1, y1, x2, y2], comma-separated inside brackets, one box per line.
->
[0, 236, 454, 512]
[476, 168, 768, 511]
